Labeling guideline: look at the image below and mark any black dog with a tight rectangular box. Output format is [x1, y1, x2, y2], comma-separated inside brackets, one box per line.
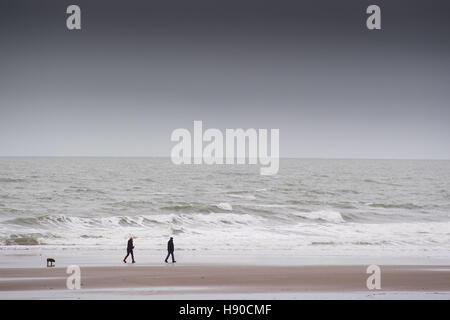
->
[46, 258, 55, 267]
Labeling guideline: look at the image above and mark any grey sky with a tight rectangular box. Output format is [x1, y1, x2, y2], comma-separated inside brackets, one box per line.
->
[0, 0, 449, 158]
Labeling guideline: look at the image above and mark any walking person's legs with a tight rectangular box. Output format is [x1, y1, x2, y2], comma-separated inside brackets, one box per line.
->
[130, 250, 135, 263]
[123, 251, 129, 263]
[171, 252, 176, 263]
[165, 251, 170, 263]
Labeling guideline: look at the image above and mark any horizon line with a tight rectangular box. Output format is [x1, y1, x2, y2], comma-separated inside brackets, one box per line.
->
[0, 156, 449, 161]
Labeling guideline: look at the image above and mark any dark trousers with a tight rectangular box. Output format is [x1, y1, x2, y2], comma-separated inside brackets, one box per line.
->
[124, 249, 134, 262]
[165, 251, 175, 262]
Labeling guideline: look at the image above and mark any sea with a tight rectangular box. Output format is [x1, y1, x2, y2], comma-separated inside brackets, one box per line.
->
[0, 158, 449, 263]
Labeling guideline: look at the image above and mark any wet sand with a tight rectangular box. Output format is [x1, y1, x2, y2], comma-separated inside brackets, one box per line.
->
[0, 264, 449, 298]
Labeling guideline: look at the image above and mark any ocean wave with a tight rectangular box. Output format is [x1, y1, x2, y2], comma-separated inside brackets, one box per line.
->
[216, 203, 233, 211]
[291, 210, 345, 223]
[183, 212, 258, 225]
[159, 202, 240, 213]
[3, 235, 41, 246]
[310, 241, 336, 245]
[363, 179, 402, 187]
[1, 214, 449, 256]
[351, 240, 390, 245]
[226, 189, 256, 195]
[0, 206, 352, 227]
[4, 215, 73, 226]
[170, 226, 184, 234]
[331, 203, 357, 210]
[1, 208, 27, 215]
[160, 204, 195, 211]
[309, 240, 391, 246]
[307, 189, 336, 196]
[368, 203, 423, 210]
[105, 199, 156, 209]
[249, 204, 291, 208]
[0, 177, 26, 183]
[80, 235, 103, 239]
[64, 186, 107, 194]
[1, 212, 260, 231]
[338, 189, 360, 195]
[228, 194, 256, 200]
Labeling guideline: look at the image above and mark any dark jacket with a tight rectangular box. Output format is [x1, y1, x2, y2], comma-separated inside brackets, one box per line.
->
[127, 238, 134, 251]
[167, 239, 174, 252]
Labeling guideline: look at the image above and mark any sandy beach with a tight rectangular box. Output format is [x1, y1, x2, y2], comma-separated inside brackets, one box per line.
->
[0, 264, 449, 299]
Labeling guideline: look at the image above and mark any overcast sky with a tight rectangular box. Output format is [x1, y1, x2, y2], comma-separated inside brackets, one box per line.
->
[0, 0, 449, 158]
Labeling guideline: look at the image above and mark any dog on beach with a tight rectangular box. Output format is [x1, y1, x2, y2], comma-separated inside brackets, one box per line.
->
[46, 258, 55, 267]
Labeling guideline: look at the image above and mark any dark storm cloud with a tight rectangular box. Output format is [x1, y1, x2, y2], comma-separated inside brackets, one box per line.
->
[0, 0, 449, 158]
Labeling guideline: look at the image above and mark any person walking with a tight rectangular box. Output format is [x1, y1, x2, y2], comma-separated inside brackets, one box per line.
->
[123, 237, 135, 263]
[165, 237, 176, 263]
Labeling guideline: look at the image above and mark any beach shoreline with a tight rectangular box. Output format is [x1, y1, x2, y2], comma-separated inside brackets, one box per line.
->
[0, 264, 449, 299]
[2, 247, 449, 268]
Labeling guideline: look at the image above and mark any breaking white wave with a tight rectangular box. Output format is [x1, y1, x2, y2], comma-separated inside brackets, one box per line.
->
[291, 210, 345, 223]
[0, 158, 449, 259]
[216, 203, 233, 211]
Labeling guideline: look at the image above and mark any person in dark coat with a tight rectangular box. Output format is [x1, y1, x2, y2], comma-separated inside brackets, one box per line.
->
[165, 237, 176, 263]
[123, 237, 135, 263]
